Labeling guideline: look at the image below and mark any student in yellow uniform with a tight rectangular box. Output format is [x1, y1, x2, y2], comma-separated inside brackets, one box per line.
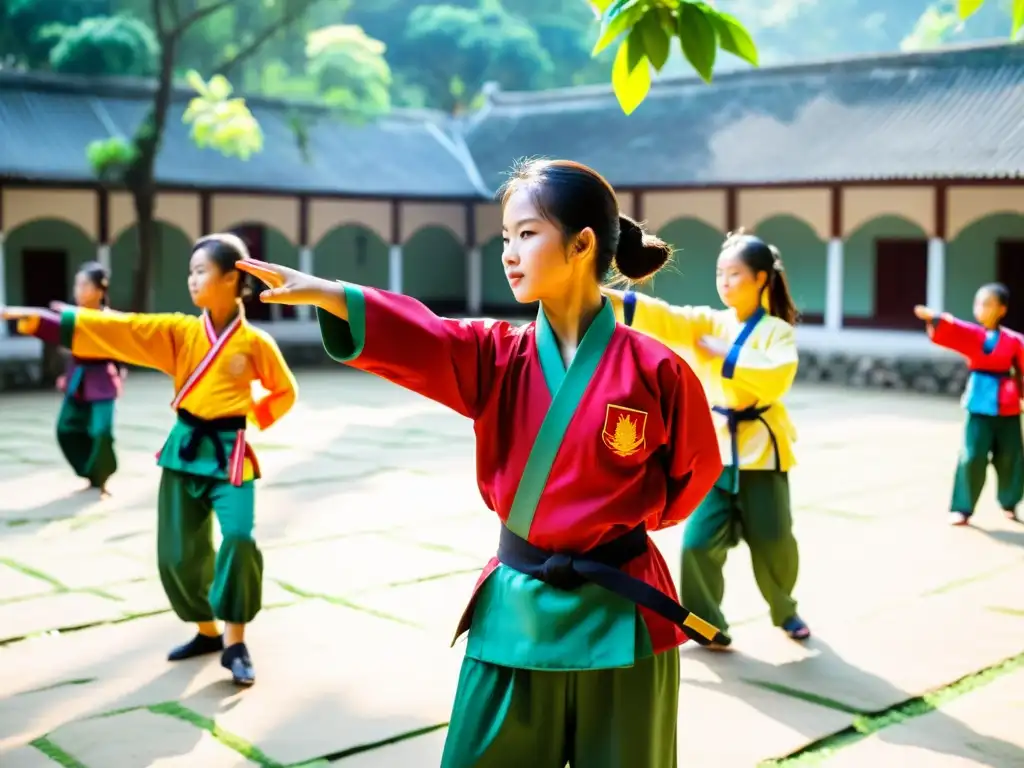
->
[604, 229, 808, 648]
[2, 234, 298, 685]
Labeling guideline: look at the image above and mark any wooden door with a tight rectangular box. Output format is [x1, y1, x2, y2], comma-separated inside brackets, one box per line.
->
[19, 250, 68, 366]
[874, 238, 928, 329]
[997, 239, 1024, 333]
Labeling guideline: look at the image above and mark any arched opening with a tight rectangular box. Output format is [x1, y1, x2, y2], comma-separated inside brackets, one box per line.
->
[844, 215, 928, 329]
[225, 223, 300, 322]
[314, 224, 389, 290]
[4, 219, 96, 327]
[651, 218, 724, 308]
[947, 213, 1024, 328]
[754, 215, 826, 325]
[110, 221, 193, 312]
[402, 226, 466, 314]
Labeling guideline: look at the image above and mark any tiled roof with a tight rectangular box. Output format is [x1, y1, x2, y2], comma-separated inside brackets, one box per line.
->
[0, 70, 485, 198]
[463, 41, 1024, 191]
[1, 41, 1023, 196]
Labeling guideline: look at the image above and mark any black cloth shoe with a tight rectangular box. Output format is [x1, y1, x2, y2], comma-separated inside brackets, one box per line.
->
[221, 642, 255, 686]
[168, 632, 224, 661]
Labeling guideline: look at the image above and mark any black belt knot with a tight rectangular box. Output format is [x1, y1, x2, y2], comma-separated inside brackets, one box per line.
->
[177, 409, 246, 470]
[539, 553, 582, 589]
[497, 525, 728, 647]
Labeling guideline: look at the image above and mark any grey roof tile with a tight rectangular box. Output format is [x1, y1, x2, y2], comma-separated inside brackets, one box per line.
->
[0, 70, 481, 197]
[463, 41, 1024, 190]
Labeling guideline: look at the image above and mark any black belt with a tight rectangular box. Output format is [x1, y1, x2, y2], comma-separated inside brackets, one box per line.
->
[176, 409, 246, 471]
[497, 525, 729, 647]
[712, 404, 780, 492]
[971, 369, 1012, 378]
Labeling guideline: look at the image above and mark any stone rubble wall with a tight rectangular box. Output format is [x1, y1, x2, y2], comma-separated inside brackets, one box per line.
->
[796, 351, 969, 395]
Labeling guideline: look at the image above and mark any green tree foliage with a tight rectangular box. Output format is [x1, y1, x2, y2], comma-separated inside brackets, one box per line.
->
[306, 24, 392, 116]
[50, 15, 159, 76]
[1, 0, 109, 68]
[395, 2, 554, 113]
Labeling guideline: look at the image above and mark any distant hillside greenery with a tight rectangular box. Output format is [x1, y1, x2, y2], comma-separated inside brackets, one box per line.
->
[0, 0, 1019, 115]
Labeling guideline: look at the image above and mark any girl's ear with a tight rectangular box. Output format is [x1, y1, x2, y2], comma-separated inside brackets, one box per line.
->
[573, 227, 596, 258]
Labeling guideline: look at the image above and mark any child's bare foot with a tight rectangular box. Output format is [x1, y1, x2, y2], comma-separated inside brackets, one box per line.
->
[1003, 508, 1019, 522]
[949, 512, 970, 526]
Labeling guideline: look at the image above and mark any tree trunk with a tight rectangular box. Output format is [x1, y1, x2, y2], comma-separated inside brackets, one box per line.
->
[130, 187, 158, 311]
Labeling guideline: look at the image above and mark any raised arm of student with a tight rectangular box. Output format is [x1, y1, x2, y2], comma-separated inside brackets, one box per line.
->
[235, 261, 508, 420]
[3, 306, 184, 375]
[602, 287, 716, 351]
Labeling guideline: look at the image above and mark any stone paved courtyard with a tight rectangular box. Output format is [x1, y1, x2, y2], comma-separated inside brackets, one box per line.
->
[1, 370, 1023, 767]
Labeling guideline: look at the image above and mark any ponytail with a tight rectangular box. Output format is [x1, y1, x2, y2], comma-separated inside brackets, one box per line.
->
[765, 245, 798, 325]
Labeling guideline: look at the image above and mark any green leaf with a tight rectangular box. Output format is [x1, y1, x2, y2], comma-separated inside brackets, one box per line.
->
[706, 8, 758, 66]
[207, 74, 233, 101]
[637, 10, 671, 71]
[677, 2, 717, 82]
[589, 0, 615, 13]
[611, 37, 650, 115]
[592, 0, 642, 56]
[957, 0, 985, 21]
[1013, 0, 1024, 37]
[185, 69, 209, 98]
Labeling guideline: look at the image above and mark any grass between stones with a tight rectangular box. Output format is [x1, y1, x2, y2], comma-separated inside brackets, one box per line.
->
[760, 649, 1024, 766]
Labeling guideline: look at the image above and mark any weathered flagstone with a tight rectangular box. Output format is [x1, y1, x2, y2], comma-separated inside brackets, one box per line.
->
[44, 708, 257, 768]
[676, 674, 852, 766]
[0, 591, 126, 644]
[0, 744, 65, 768]
[824, 669, 1024, 768]
[0, 561, 55, 601]
[687, 586, 1024, 714]
[178, 601, 463, 766]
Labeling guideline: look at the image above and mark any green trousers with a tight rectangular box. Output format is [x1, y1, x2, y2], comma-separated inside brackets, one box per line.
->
[680, 467, 798, 633]
[56, 397, 117, 488]
[440, 649, 679, 768]
[951, 413, 1024, 516]
[156, 469, 263, 624]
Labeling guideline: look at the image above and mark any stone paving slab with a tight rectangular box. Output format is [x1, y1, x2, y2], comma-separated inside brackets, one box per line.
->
[45, 708, 257, 768]
[180, 603, 461, 765]
[826, 670, 1024, 768]
[2, 744, 68, 768]
[684, 586, 1024, 715]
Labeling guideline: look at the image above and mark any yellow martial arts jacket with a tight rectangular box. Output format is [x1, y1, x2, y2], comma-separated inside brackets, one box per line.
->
[606, 290, 798, 473]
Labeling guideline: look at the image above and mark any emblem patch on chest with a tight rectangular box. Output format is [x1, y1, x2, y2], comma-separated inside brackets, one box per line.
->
[601, 404, 647, 457]
[226, 353, 247, 377]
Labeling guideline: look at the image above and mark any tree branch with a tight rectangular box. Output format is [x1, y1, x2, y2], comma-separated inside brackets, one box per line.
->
[170, 0, 238, 40]
[151, 0, 167, 37]
[212, 0, 322, 76]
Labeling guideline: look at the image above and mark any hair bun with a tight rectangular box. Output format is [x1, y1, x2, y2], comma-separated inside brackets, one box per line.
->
[614, 215, 672, 282]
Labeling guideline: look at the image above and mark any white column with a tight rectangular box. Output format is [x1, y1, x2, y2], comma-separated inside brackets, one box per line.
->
[926, 237, 946, 313]
[297, 246, 313, 321]
[467, 246, 482, 316]
[825, 237, 844, 331]
[97, 243, 111, 272]
[388, 244, 402, 294]
[0, 232, 7, 337]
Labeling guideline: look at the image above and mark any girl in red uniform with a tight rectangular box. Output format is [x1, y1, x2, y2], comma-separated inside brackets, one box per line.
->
[236, 159, 723, 767]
